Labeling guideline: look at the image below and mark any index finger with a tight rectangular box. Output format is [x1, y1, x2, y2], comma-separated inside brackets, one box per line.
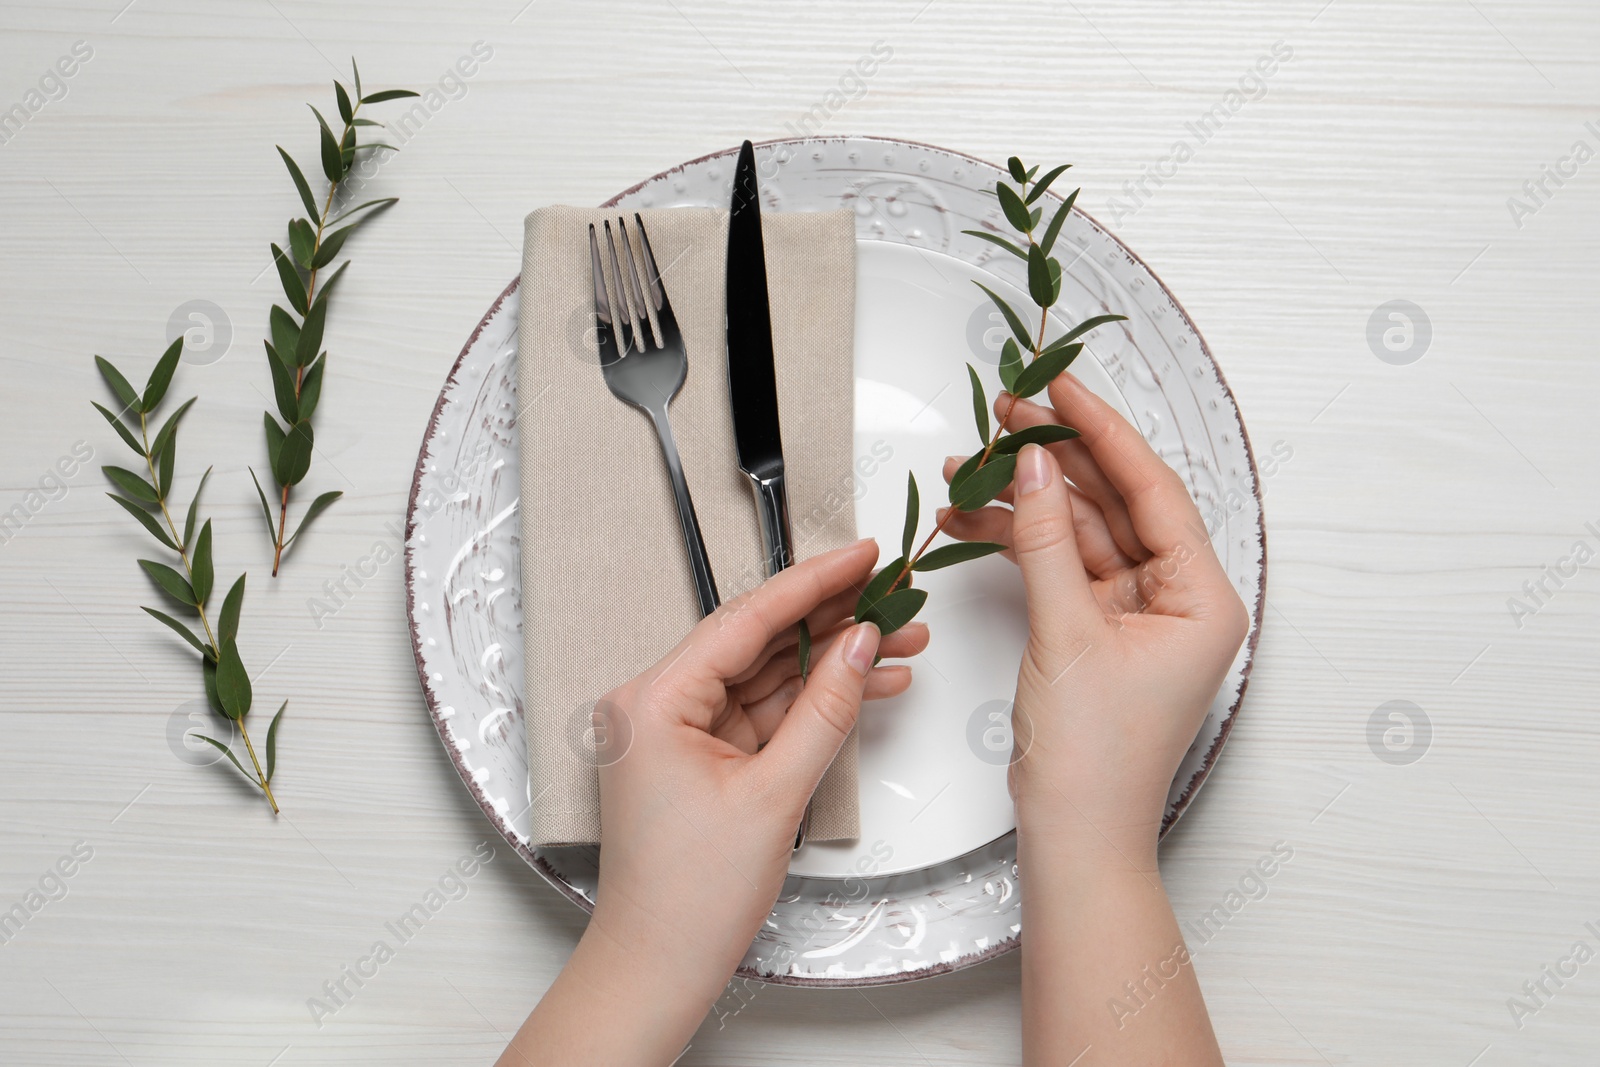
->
[1045, 372, 1210, 560]
[654, 537, 880, 685]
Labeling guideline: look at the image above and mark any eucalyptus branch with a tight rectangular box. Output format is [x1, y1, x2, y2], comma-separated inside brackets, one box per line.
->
[844, 156, 1128, 645]
[253, 58, 418, 576]
[93, 341, 285, 813]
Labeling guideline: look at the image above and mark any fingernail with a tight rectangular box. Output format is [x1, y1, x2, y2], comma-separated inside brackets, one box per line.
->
[945, 454, 967, 467]
[935, 506, 950, 523]
[1016, 444, 1051, 495]
[842, 622, 880, 674]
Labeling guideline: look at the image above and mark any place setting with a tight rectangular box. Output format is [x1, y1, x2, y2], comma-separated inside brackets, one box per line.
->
[404, 135, 1266, 986]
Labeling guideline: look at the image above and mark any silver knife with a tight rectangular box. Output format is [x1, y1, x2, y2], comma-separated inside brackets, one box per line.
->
[725, 140, 809, 849]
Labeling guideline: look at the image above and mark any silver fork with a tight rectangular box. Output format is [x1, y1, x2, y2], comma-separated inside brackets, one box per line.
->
[589, 215, 720, 617]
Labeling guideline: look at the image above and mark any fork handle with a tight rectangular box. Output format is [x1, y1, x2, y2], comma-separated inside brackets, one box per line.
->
[649, 408, 720, 617]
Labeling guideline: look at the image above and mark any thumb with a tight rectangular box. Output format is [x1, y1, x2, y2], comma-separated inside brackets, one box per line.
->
[1011, 444, 1102, 648]
[759, 622, 879, 798]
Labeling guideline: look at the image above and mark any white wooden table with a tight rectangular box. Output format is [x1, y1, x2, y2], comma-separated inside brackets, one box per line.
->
[4, 0, 1598, 1062]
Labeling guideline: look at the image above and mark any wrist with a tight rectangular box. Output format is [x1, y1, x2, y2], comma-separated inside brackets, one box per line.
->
[1014, 794, 1161, 876]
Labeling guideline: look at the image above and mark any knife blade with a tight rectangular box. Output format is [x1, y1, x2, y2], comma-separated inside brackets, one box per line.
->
[726, 139, 795, 579]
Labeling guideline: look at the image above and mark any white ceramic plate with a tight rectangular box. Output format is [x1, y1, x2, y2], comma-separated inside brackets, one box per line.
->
[405, 136, 1265, 984]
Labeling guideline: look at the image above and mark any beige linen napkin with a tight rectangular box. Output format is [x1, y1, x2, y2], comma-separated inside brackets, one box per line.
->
[517, 205, 860, 847]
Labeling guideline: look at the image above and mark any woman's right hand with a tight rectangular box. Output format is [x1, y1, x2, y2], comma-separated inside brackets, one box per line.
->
[941, 371, 1250, 864]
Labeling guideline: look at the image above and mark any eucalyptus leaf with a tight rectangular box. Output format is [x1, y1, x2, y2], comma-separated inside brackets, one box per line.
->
[219, 573, 245, 644]
[276, 420, 314, 486]
[269, 305, 301, 362]
[1025, 164, 1072, 204]
[266, 701, 286, 782]
[278, 146, 319, 218]
[317, 261, 350, 302]
[312, 105, 343, 183]
[960, 229, 1026, 260]
[202, 657, 222, 715]
[950, 452, 1018, 511]
[1028, 243, 1055, 309]
[103, 465, 159, 504]
[857, 586, 927, 637]
[191, 520, 214, 606]
[95, 356, 141, 412]
[1043, 313, 1128, 354]
[327, 197, 397, 227]
[796, 621, 812, 682]
[183, 466, 211, 549]
[139, 559, 198, 607]
[263, 414, 286, 476]
[266, 342, 299, 423]
[901, 472, 919, 559]
[989, 423, 1082, 454]
[998, 338, 1023, 394]
[214, 638, 252, 720]
[271, 244, 308, 315]
[1007, 156, 1027, 183]
[967, 364, 989, 441]
[334, 81, 353, 124]
[1011, 343, 1083, 399]
[156, 430, 175, 496]
[107, 493, 177, 549]
[92, 402, 144, 454]
[359, 89, 419, 103]
[351, 57, 362, 98]
[913, 541, 1008, 571]
[297, 355, 325, 421]
[351, 117, 383, 127]
[249, 467, 278, 542]
[288, 218, 317, 270]
[312, 223, 353, 269]
[142, 337, 184, 411]
[854, 558, 910, 622]
[284, 490, 341, 549]
[142, 606, 212, 660]
[1041, 188, 1077, 256]
[295, 291, 327, 368]
[196, 735, 251, 781]
[996, 182, 1032, 233]
[974, 283, 1032, 351]
[149, 396, 196, 461]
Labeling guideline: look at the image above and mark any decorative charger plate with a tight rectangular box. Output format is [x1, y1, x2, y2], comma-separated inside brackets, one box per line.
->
[404, 136, 1265, 986]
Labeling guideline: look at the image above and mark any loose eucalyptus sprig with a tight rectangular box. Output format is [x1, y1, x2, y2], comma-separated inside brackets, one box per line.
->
[253, 58, 418, 576]
[93, 340, 285, 813]
[847, 156, 1128, 642]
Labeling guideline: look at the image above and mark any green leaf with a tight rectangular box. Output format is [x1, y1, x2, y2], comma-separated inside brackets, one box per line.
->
[996, 181, 1032, 233]
[266, 342, 299, 423]
[334, 81, 353, 124]
[1029, 206, 1042, 229]
[312, 105, 343, 183]
[266, 701, 286, 782]
[352, 142, 399, 154]
[297, 355, 325, 421]
[196, 734, 251, 781]
[350, 57, 362, 98]
[288, 218, 317, 270]
[249, 467, 278, 542]
[104, 465, 159, 504]
[202, 658, 222, 716]
[272, 244, 308, 315]
[960, 229, 1026, 260]
[967, 364, 989, 441]
[796, 622, 812, 682]
[214, 638, 252, 720]
[142, 337, 184, 411]
[351, 117, 382, 127]
[974, 283, 1031, 351]
[276, 420, 315, 486]
[360, 89, 419, 103]
[1025, 164, 1072, 205]
[91, 401, 144, 454]
[156, 430, 175, 496]
[184, 466, 211, 548]
[998, 338, 1023, 394]
[191, 520, 214, 606]
[1006, 156, 1026, 183]
[278, 146, 319, 219]
[327, 197, 397, 227]
[285, 490, 341, 548]
[218, 573, 245, 644]
[1041, 188, 1077, 256]
[1028, 244, 1055, 309]
[269, 305, 301, 362]
[107, 493, 177, 549]
[913, 541, 1008, 571]
[1044, 313, 1128, 354]
[142, 606, 212, 660]
[263, 413, 286, 477]
[149, 396, 196, 461]
[295, 290, 328, 368]
[139, 559, 197, 607]
[1048, 257, 1063, 305]
[854, 557, 910, 623]
[901, 472, 919, 559]
[1011, 343, 1083, 399]
[317, 261, 350, 302]
[990, 423, 1082, 454]
[857, 586, 927, 637]
[95, 355, 141, 413]
[312, 223, 354, 268]
[950, 453, 1018, 511]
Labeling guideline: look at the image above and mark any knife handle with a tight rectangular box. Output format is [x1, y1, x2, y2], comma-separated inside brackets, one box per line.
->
[750, 471, 794, 577]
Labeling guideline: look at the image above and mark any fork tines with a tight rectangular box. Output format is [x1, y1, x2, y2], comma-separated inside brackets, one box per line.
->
[587, 214, 668, 358]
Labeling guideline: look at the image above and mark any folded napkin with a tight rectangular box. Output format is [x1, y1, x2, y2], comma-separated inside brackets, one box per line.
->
[517, 204, 860, 847]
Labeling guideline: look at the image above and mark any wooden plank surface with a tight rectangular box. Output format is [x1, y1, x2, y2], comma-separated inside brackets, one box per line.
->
[2, 0, 1598, 1062]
